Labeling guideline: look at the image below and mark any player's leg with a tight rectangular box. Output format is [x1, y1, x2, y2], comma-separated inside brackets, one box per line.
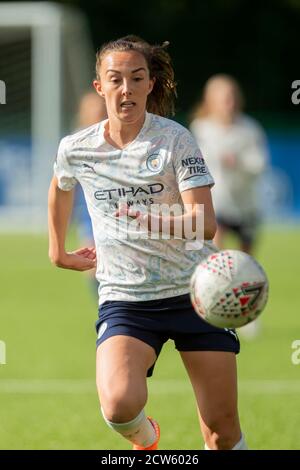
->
[238, 221, 262, 339]
[96, 335, 159, 448]
[180, 350, 247, 450]
[238, 222, 255, 255]
[240, 240, 252, 254]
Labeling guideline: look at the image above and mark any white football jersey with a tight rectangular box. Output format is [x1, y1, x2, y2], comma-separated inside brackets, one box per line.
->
[54, 112, 215, 304]
[190, 114, 268, 222]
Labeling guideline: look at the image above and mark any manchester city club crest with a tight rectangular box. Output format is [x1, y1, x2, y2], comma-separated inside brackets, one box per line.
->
[146, 153, 163, 172]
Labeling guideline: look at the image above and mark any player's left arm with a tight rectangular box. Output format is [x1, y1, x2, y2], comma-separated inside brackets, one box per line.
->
[179, 185, 217, 240]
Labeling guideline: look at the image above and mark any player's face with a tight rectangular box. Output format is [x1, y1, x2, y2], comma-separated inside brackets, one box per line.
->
[208, 80, 238, 117]
[94, 51, 155, 124]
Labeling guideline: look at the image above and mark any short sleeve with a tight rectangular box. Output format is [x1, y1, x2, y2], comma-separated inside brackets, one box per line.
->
[173, 130, 214, 193]
[53, 137, 77, 191]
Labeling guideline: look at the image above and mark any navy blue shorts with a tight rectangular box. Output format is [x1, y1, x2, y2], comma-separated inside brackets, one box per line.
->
[95, 293, 240, 377]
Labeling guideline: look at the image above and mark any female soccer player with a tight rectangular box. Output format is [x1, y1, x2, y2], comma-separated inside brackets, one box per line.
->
[48, 36, 246, 450]
[190, 74, 268, 255]
[190, 75, 268, 340]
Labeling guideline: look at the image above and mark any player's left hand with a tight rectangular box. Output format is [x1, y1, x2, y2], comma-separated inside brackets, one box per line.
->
[63, 247, 97, 271]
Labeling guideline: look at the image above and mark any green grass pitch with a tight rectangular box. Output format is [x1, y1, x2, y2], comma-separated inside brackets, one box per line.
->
[0, 226, 300, 449]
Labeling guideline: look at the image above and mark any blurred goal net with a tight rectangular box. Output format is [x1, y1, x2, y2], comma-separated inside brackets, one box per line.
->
[0, 2, 95, 231]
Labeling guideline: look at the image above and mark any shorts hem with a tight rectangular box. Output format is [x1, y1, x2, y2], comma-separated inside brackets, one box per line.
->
[175, 346, 240, 354]
[96, 331, 160, 357]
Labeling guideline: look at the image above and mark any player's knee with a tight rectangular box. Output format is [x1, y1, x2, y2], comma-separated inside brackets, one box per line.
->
[100, 388, 146, 423]
[102, 399, 145, 424]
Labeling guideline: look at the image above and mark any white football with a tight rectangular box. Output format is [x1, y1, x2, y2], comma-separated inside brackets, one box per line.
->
[190, 249, 269, 329]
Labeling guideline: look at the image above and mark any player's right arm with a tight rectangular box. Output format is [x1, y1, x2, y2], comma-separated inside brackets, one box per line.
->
[48, 176, 96, 271]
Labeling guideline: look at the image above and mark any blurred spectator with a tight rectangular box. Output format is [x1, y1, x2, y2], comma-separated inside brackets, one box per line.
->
[75, 90, 107, 129]
[190, 74, 269, 338]
[73, 91, 107, 295]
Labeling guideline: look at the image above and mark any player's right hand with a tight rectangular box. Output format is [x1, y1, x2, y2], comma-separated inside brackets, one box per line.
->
[51, 247, 97, 271]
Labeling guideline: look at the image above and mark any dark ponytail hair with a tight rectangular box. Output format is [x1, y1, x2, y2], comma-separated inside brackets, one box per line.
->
[95, 35, 177, 117]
